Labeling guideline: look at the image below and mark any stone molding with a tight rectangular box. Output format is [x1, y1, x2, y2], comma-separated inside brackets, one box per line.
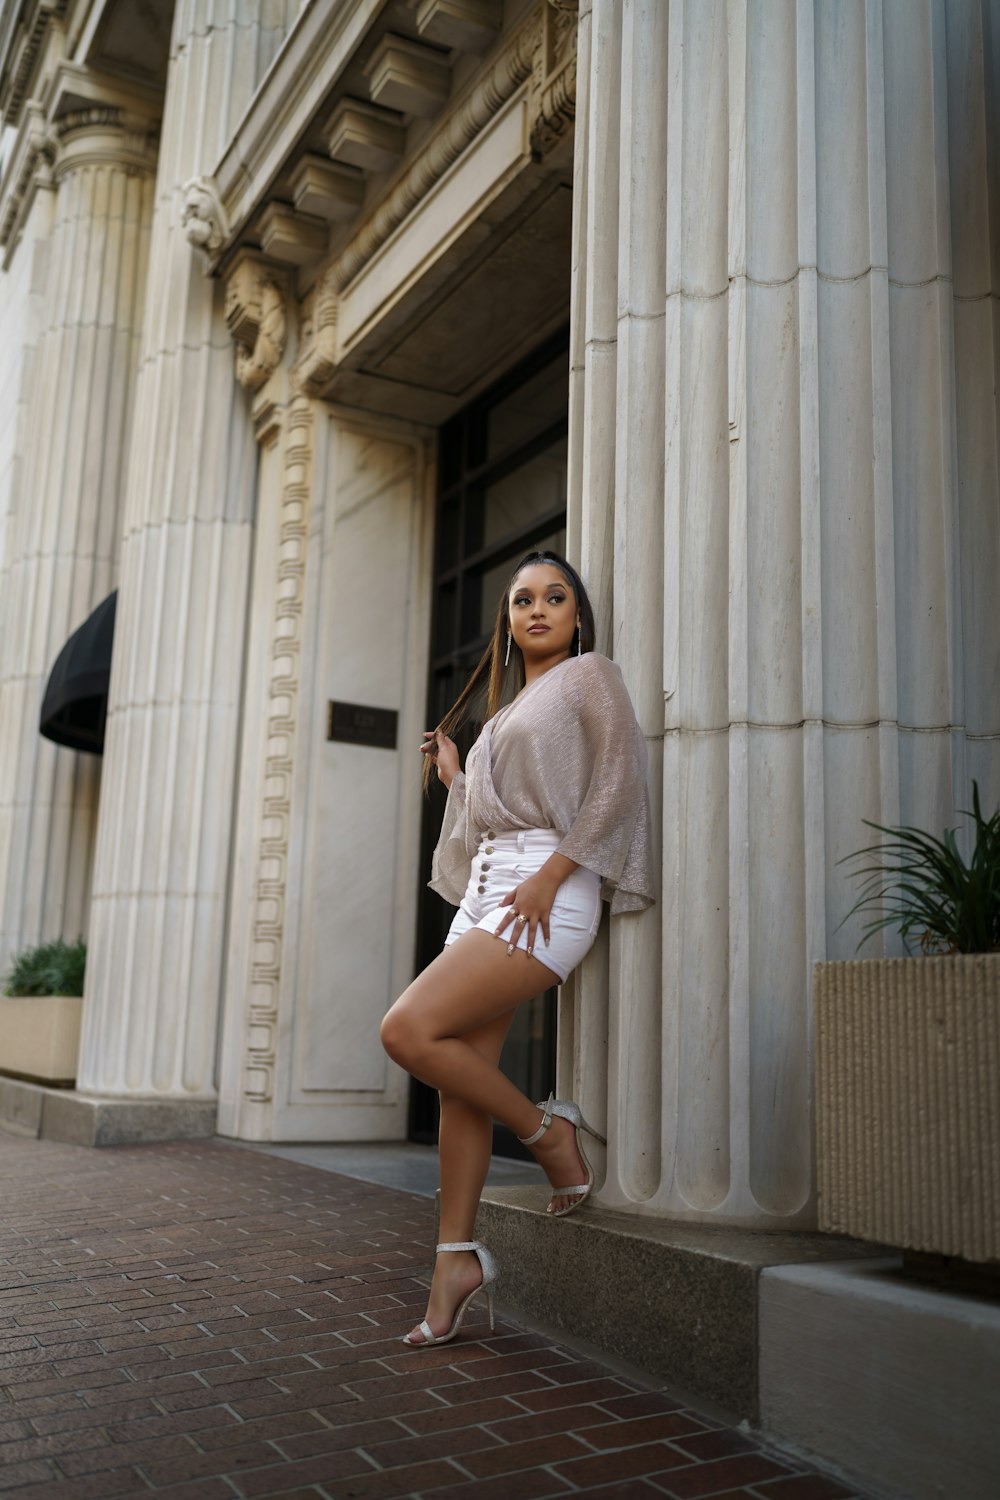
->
[295, 1, 564, 395]
[50, 106, 159, 181]
[244, 395, 315, 1105]
[333, 6, 542, 294]
[530, 0, 578, 158]
[224, 253, 289, 392]
[0, 0, 68, 123]
[0, 100, 54, 261]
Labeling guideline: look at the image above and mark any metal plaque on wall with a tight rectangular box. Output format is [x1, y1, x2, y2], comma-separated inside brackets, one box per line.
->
[326, 700, 398, 750]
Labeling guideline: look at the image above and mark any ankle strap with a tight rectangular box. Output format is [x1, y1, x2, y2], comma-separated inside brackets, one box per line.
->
[516, 1092, 554, 1147]
[435, 1240, 481, 1253]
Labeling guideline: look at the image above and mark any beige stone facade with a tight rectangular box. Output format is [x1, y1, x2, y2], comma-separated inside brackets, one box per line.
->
[0, 0, 998, 1249]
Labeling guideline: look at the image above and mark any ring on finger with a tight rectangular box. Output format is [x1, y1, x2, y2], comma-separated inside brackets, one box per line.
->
[514, 913, 527, 926]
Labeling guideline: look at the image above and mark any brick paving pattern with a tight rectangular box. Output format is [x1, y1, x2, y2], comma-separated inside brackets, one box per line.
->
[0, 1133, 872, 1499]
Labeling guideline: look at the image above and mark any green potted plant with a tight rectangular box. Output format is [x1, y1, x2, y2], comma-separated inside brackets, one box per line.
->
[0, 938, 86, 1087]
[814, 784, 1000, 1265]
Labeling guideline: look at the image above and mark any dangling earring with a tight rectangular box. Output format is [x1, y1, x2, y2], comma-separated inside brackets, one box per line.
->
[504, 630, 512, 667]
[576, 623, 582, 656]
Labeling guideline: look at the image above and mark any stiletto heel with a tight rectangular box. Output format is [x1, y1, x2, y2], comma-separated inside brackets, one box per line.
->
[402, 1241, 498, 1347]
[518, 1092, 606, 1217]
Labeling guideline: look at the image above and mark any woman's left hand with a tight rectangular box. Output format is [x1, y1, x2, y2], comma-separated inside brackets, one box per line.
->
[494, 872, 559, 958]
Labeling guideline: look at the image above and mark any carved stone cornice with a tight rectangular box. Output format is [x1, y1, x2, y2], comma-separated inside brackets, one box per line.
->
[224, 252, 289, 392]
[0, 0, 69, 124]
[295, 4, 545, 396]
[0, 100, 54, 260]
[334, 7, 541, 296]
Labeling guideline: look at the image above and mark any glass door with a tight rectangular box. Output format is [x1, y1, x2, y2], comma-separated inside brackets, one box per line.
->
[410, 330, 570, 1156]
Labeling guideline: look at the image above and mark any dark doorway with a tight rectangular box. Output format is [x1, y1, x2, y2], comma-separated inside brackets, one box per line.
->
[409, 329, 570, 1157]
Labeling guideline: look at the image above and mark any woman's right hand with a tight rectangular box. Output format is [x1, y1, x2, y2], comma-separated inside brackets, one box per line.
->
[420, 730, 460, 788]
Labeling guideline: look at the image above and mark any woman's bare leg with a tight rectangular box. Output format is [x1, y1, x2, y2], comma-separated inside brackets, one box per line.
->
[382, 930, 588, 1226]
[405, 1010, 514, 1343]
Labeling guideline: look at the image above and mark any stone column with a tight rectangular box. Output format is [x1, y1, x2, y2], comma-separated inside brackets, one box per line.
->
[566, 0, 1000, 1227]
[0, 106, 157, 969]
[77, 2, 297, 1104]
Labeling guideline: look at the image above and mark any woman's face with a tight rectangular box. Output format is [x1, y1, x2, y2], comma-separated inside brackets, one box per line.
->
[508, 563, 579, 665]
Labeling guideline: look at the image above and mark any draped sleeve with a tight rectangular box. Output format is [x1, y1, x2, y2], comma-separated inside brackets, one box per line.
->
[429, 770, 472, 906]
[555, 655, 656, 914]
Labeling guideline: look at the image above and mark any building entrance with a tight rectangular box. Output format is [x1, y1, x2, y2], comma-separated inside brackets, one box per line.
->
[410, 330, 569, 1157]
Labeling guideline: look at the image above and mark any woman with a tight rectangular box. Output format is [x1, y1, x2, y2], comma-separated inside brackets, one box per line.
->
[380, 550, 654, 1348]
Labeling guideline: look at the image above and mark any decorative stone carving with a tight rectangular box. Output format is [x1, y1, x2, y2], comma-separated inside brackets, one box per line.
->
[0, 0, 69, 122]
[296, 4, 543, 395]
[0, 94, 158, 264]
[530, 0, 578, 158]
[0, 102, 55, 259]
[336, 5, 542, 292]
[294, 277, 339, 397]
[182, 176, 229, 259]
[224, 255, 288, 392]
[364, 33, 451, 118]
[51, 107, 159, 179]
[244, 395, 314, 1105]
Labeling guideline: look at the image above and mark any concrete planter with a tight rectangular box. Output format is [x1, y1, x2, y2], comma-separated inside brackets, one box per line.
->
[815, 955, 1000, 1265]
[0, 995, 83, 1086]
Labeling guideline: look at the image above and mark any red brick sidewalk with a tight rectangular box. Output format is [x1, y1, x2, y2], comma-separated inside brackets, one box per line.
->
[0, 1133, 870, 1500]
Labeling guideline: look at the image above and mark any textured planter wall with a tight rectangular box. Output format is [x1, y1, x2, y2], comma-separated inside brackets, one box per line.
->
[815, 956, 1000, 1264]
[0, 994, 83, 1085]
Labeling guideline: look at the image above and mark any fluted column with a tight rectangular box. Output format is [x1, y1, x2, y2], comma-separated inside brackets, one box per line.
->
[566, 0, 1000, 1228]
[0, 108, 157, 969]
[77, 1, 298, 1100]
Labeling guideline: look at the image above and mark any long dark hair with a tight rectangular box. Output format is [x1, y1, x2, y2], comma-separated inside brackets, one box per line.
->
[423, 550, 596, 793]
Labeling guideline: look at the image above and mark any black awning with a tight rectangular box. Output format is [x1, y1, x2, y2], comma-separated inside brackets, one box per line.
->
[39, 590, 117, 755]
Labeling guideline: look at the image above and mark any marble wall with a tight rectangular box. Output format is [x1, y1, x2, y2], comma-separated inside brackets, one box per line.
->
[564, 0, 1000, 1227]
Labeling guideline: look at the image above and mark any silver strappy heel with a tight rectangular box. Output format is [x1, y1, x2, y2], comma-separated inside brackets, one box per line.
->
[401, 1240, 497, 1347]
[517, 1091, 607, 1217]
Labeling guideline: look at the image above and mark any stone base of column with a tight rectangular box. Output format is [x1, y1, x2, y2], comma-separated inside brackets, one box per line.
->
[475, 1190, 883, 1419]
[0, 1078, 216, 1147]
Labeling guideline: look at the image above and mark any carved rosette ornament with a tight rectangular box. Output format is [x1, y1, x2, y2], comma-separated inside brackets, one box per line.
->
[224, 254, 289, 391]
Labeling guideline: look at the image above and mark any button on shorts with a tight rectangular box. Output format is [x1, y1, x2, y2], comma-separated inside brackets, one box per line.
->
[443, 828, 603, 983]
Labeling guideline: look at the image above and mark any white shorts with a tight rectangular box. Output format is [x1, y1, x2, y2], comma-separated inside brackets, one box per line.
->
[443, 827, 603, 983]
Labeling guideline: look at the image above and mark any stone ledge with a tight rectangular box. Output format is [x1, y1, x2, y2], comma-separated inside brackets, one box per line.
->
[476, 1187, 884, 1420]
[759, 1259, 1000, 1500]
[0, 1078, 217, 1147]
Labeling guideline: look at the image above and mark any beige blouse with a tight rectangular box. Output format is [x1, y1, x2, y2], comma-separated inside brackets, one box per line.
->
[430, 652, 656, 915]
